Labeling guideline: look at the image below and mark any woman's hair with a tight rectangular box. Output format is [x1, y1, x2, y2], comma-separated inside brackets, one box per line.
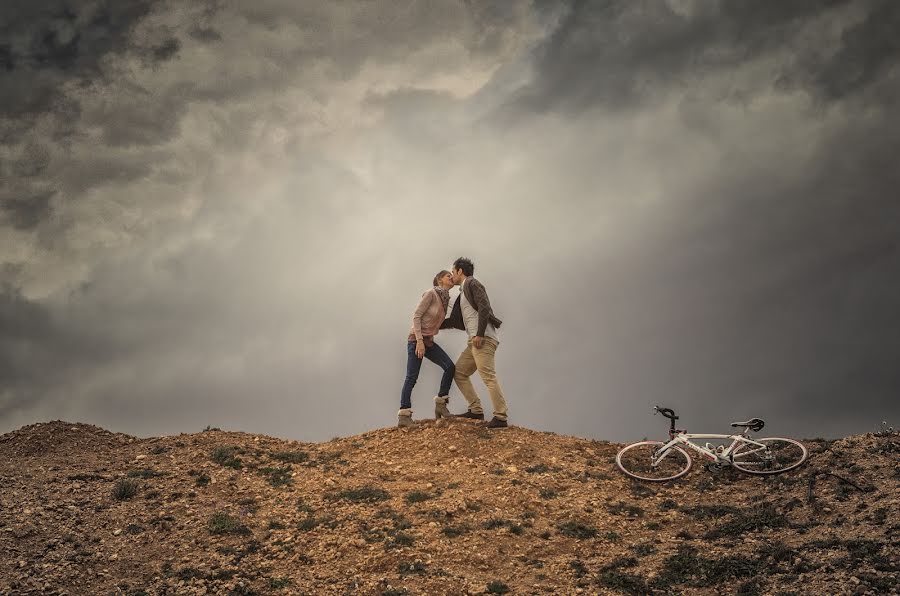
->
[433, 270, 450, 286]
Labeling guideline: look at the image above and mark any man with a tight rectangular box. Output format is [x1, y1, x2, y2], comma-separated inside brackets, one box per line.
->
[441, 257, 508, 429]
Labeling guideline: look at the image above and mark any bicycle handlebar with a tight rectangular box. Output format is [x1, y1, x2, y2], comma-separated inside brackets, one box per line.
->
[654, 406, 678, 420]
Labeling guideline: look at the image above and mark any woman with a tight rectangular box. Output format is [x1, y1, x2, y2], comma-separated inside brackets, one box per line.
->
[398, 270, 456, 427]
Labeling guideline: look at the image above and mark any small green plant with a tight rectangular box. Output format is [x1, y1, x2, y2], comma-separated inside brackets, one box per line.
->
[210, 446, 242, 469]
[67, 473, 106, 481]
[397, 560, 427, 575]
[404, 490, 432, 504]
[332, 486, 391, 503]
[238, 498, 259, 513]
[385, 532, 415, 549]
[267, 577, 293, 589]
[271, 451, 309, 464]
[557, 521, 597, 539]
[596, 570, 648, 594]
[483, 518, 509, 530]
[258, 466, 292, 487]
[127, 468, 166, 479]
[112, 479, 139, 500]
[297, 516, 320, 532]
[570, 559, 588, 577]
[441, 523, 472, 538]
[195, 473, 210, 487]
[659, 499, 678, 511]
[207, 512, 250, 536]
[486, 580, 510, 594]
[539, 488, 558, 499]
[607, 502, 644, 517]
[680, 504, 739, 520]
[525, 464, 550, 474]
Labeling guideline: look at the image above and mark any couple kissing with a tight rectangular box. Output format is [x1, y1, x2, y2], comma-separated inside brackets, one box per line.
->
[399, 257, 508, 429]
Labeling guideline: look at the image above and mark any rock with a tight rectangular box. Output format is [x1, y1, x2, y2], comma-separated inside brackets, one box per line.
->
[112, 529, 122, 536]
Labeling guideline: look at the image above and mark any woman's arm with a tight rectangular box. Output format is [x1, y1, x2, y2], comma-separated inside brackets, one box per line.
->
[412, 292, 431, 341]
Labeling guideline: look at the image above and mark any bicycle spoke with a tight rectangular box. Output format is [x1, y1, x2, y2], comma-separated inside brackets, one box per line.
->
[616, 441, 692, 481]
[731, 438, 807, 475]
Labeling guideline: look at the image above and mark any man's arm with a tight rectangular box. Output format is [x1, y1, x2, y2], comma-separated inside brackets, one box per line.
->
[441, 295, 466, 330]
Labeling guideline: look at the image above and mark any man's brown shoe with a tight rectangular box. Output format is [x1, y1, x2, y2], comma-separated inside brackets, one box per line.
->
[454, 410, 485, 420]
[486, 417, 508, 429]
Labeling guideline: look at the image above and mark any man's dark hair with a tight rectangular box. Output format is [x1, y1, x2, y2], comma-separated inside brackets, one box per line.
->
[453, 257, 474, 277]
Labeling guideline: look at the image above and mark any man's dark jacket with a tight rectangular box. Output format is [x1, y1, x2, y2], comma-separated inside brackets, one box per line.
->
[441, 277, 502, 337]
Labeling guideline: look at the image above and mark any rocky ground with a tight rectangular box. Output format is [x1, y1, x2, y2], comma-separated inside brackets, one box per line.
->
[0, 419, 897, 595]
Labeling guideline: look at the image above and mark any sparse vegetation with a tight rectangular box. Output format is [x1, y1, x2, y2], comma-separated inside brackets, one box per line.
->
[404, 490, 432, 504]
[210, 446, 242, 469]
[705, 503, 787, 539]
[112, 479, 139, 500]
[271, 450, 309, 464]
[486, 580, 510, 594]
[332, 486, 391, 503]
[258, 466, 292, 487]
[557, 521, 597, 539]
[207, 512, 251, 536]
[127, 468, 166, 479]
[397, 560, 427, 575]
[441, 523, 472, 538]
[267, 577, 293, 589]
[5, 420, 900, 594]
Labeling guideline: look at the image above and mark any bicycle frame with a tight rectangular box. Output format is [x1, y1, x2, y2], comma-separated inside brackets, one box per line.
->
[653, 431, 768, 467]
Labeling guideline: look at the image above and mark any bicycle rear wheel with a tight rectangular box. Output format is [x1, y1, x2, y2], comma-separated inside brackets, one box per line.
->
[616, 441, 692, 482]
[730, 437, 807, 475]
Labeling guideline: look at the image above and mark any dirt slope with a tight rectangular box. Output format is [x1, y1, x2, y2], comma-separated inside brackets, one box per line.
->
[0, 419, 897, 595]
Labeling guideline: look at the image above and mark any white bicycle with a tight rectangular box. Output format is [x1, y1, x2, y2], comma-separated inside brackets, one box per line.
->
[616, 406, 808, 482]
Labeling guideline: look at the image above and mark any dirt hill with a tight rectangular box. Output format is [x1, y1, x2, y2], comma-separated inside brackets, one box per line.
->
[0, 419, 897, 595]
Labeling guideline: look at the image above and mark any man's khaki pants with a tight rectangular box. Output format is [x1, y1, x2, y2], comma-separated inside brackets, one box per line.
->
[454, 338, 507, 420]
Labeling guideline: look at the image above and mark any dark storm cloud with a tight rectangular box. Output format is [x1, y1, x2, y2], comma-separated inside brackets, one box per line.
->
[0, 0, 163, 121]
[1, 191, 55, 231]
[518, 0, 900, 113]
[494, 0, 900, 438]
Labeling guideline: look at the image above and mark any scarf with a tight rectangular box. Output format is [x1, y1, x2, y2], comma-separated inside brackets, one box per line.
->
[433, 286, 450, 311]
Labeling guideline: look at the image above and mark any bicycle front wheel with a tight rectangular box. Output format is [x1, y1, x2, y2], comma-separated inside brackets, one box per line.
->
[616, 441, 692, 482]
[731, 437, 807, 475]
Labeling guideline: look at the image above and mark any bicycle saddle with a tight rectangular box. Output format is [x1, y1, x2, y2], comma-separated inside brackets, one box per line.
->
[730, 418, 765, 432]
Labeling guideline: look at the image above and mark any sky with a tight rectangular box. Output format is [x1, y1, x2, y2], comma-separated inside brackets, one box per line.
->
[1, 0, 899, 444]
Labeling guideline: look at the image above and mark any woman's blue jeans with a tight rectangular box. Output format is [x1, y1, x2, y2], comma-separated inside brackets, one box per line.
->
[400, 340, 455, 410]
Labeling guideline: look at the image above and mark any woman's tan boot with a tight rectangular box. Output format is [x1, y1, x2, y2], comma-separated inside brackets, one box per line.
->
[397, 409, 414, 428]
[434, 396, 451, 419]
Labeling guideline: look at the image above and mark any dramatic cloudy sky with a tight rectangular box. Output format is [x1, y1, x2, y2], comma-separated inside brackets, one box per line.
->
[2, 0, 899, 443]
